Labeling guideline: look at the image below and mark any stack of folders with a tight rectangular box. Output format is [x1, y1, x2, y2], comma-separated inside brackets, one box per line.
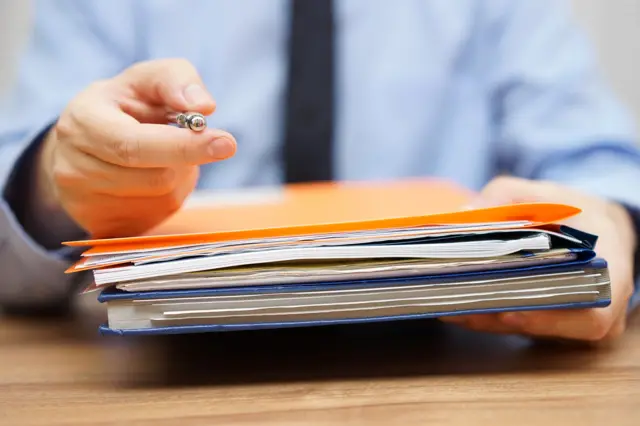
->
[64, 180, 611, 336]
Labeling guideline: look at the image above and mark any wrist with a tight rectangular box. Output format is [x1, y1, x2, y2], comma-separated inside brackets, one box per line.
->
[19, 128, 85, 249]
[32, 128, 62, 213]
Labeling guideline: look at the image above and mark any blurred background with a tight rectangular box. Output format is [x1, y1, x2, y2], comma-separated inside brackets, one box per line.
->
[1, 0, 640, 127]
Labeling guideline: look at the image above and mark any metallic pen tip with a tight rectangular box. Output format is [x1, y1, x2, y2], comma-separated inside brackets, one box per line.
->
[167, 111, 206, 131]
[186, 113, 207, 132]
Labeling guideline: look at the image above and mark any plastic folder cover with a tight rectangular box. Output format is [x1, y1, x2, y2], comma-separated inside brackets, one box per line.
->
[63, 179, 582, 252]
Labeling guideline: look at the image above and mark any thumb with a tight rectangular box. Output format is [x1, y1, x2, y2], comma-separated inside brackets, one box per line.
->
[466, 176, 546, 209]
[115, 58, 216, 115]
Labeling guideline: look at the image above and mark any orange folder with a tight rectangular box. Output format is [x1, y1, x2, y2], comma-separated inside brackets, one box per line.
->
[63, 178, 581, 265]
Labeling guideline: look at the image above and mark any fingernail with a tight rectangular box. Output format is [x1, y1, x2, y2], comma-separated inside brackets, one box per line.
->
[209, 137, 235, 159]
[501, 313, 527, 327]
[183, 84, 211, 106]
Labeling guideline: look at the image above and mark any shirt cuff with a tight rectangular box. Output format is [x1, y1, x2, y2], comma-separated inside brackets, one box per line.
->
[620, 203, 640, 314]
[0, 121, 86, 310]
[3, 120, 87, 253]
[0, 196, 86, 310]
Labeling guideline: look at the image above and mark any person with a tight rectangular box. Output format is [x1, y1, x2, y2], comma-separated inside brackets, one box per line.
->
[0, 0, 638, 343]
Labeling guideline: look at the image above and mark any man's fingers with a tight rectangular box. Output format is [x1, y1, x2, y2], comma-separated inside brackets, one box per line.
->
[53, 145, 196, 198]
[59, 103, 236, 168]
[116, 58, 216, 115]
[118, 97, 174, 125]
[501, 265, 635, 342]
[442, 309, 618, 342]
[67, 191, 192, 239]
[497, 308, 617, 341]
[96, 123, 236, 168]
[440, 314, 521, 335]
[481, 176, 543, 199]
[497, 253, 629, 341]
[466, 176, 561, 209]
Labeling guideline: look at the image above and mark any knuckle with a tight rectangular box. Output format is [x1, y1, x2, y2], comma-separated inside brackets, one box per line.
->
[125, 60, 149, 75]
[137, 58, 195, 78]
[146, 169, 176, 195]
[151, 78, 171, 100]
[481, 176, 511, 196]
[57, 84, 111, 143]
[535, 179, 560, 190]
[177, 134, 197, 163]
[484, 175, 521, 191]
[489, 175, 515, 185]
[585, 312, 615, 342]
[173, 57, 193, 68]
[157, 58, 198, 91]
[86, 79, 111, 93]
[163, 57, 195, 72]
[110, 137, 140, 166]
[54, 115, 75, 141]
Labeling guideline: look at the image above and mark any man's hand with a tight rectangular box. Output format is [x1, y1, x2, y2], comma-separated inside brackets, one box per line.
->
[34, 59, 237, 239]
[440, 176, 637, 343]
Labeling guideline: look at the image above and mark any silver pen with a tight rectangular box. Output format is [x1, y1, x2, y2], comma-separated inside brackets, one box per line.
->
[167, 111, 207, 132]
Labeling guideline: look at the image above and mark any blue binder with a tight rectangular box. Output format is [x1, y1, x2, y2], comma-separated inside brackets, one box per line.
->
[97, 254, 609, 336]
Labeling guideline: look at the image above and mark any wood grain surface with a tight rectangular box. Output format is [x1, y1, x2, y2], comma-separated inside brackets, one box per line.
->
[0, 295, 638, 426]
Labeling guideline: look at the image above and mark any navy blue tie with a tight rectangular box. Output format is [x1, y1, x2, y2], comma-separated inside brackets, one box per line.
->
[283, 0, 335, 183]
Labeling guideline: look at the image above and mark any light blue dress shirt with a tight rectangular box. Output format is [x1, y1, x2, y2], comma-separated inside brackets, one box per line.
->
[0, 0, 639, 311]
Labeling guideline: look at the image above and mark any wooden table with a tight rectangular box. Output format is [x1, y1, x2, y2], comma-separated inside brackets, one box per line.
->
[1, 295, 639, 426]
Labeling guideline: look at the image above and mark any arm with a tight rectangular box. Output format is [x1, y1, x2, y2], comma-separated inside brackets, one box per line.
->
[0, 0, 137, 311]
[486, 0, 640, 312]
[442, 0, 640, 342]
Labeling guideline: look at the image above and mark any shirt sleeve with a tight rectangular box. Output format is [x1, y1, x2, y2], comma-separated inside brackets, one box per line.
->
[485, 0, 640, 313]
[0, 0, 137, 310]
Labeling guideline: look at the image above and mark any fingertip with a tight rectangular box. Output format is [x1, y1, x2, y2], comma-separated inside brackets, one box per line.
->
[183, 84, 216, 114]
[121, 59, 217, 115]
[208, 134, 237, 160]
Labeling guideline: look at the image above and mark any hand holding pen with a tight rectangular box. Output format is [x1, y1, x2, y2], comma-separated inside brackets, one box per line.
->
[32, 58, 237, 239]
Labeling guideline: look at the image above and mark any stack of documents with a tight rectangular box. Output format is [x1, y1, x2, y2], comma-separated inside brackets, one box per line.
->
[64, 180, 611, 336]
